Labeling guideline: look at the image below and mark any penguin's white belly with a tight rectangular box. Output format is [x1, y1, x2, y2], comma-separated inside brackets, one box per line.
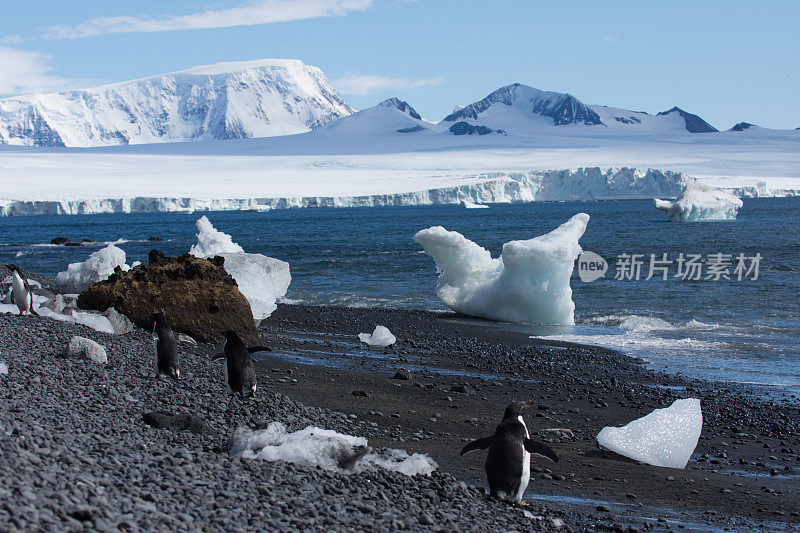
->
[516, 448, 531, 502]
[11, 277, 30, 313]
[515, 415, 531, 502]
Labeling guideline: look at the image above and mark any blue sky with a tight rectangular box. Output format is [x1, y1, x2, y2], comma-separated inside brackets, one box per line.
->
[1, 0, 798, 129]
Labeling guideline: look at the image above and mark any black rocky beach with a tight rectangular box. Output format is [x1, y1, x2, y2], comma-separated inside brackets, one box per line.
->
[1, 266, 799, 531]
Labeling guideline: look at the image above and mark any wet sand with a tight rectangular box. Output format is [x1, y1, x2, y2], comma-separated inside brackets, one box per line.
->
[245, 304, 800, 531]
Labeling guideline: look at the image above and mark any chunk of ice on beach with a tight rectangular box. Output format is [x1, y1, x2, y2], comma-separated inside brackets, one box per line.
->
[596, 398, 702, 469]
[0, 361, 7, 375]
[358, 325, 396, 347]
[228, 423, 437, 476]
[189, 216, 290, 320]
[56, 243, 130, 293]
[655, 183, 743, 222]
[414, 213, 589, 325]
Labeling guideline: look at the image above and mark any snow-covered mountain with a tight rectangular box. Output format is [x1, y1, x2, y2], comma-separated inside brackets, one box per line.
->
[439, 83, 719, 134]
[0, 59, 353, 147]
[442, 84, 603, 128]
[315, 97, 428, 136]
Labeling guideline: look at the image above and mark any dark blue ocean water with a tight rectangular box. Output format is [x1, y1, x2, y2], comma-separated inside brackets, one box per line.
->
[1, 199, 798, 396]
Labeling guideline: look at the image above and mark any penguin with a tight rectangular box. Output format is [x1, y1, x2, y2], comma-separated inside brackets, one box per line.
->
[460, 400, 559, 503]
[151, 313, 180, 380]
[212, 330, 258, 398]
[8, 265, 36, 316]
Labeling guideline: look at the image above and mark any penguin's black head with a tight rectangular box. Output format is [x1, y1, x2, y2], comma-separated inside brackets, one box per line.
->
[7, 264, 20, 273]
[151, 312, 167, 326]
[502, 400, 535, 421]
[222, 329, 241, 341]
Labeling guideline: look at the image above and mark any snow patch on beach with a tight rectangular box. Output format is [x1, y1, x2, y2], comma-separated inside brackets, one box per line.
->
[228, 423, 437, 476]
[415, 213, 589, 325]
[0, 361, 7, 375]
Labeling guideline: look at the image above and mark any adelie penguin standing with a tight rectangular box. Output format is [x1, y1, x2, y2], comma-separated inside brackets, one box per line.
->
[152, 313, 180, 380]
[461, 400, 559, 503]
[213, 330, 259, 398]
[8, 265, 37, 316]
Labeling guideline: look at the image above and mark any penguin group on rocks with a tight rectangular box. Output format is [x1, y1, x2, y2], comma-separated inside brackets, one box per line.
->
[4, 260, 563, 508]
[461, 400, 559, 503]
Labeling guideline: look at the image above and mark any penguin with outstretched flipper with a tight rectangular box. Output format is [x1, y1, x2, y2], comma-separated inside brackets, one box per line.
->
[461, 400, 558, 503]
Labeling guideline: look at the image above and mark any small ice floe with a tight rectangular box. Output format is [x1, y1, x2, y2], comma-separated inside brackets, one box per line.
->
[189, 216, 290, 321]
[415, 213, 589, 326]
[358, 325, 396, 347]
[596, 398, 702, 469]
[66, 336, 108, 364]
[460, 200, 489, 209]
[654, 183, 743, 222]
[0, 361, 8, 375]
[56, 243, 131, 293]
[229, 423, 437, 476]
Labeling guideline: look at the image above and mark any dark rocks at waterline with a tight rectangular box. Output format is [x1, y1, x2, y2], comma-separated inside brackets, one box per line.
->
[77, 253, 256, 343]
[49, 237, 94, 246]
[393, 369, 412, 381]
[0, 313, 569, 532]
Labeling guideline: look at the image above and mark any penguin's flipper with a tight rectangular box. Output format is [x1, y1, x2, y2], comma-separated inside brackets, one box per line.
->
[247, 345, 271, 354]
[524, 439, 559, 463]
[460, 436, 493, 456]
[211, 352, 226, 361]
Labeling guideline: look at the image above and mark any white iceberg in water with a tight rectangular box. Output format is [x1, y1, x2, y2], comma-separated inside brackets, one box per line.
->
[56, 243, 130, 293]
[460, 200, 489, 209]
[414, 213, 589, 325]
[596, 398, 702, 469]
[189, 216, 290, 320]
[358, 325, 396, 347]
[228, 423, 437, 476]
[655, 183, 743, 222]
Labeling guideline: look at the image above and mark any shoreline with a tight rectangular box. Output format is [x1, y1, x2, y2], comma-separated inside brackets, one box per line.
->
[1, 297, 799, 531]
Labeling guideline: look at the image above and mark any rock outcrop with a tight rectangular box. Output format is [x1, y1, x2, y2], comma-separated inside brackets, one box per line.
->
[77, 252, 256, 343]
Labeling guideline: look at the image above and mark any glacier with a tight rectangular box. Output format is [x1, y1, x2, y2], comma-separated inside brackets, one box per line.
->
[414, 213, 589, 325]
[655, 183, 744, 222]
[189, 216, 290, 321]
[0, 167, 690, 217]
[0, 59, 353, 147]
[596, 398, 703, 469]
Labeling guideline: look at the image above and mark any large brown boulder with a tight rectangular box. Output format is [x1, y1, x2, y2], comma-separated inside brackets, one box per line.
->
[77, 252, 257, 343]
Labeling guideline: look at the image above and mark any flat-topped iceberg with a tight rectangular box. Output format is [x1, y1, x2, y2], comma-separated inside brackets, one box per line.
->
[414, 213, 589, 325]
[56, 243, 130, 294]
[597, 398, 702, 469]
[189, 216, 290, 320]
[655, 183, 743, 222]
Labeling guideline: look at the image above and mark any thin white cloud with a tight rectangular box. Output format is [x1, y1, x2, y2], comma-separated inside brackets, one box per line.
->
[0, 47, 86, 96]
[604, 33, 618, 43]
[333, 73, 443, 95]
[0, 35, 26, 45]
[44, 0, 374, 39]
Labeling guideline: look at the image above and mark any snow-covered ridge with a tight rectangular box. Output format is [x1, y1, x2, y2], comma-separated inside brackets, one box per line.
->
[0, 167, 688, 217]
[0, 59, 353, 147]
